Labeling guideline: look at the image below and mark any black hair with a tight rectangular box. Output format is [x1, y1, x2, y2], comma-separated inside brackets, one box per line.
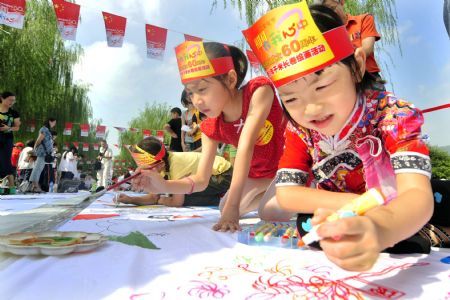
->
[0, 91, 15, 103]
[170, 107, 182, 116]
[44, 117, 56, 129]
[26, 139, 35, 148]
[136, 136, 170, 177]
[282, 5, 380, 127]
[181, 90, 191, 108]
[51, 130, 57, 136]
[203, 42, 248, 89]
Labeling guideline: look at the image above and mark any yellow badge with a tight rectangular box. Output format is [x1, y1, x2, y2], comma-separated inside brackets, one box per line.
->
[256, 120, 274, 146]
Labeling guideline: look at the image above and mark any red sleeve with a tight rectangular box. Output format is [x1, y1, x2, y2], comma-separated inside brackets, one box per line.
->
[199, 117, 217, 139]
[361, 14, 381, 41]
[378, 97, 431, 177]
[276, 125, 312, 186]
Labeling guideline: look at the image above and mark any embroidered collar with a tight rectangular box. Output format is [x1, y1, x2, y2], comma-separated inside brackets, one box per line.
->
[317, 94, 365, 155]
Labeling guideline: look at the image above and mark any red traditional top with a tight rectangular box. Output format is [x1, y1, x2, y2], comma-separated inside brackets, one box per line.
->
[276, 91, 431, 192]
[201, 76, 286, 178]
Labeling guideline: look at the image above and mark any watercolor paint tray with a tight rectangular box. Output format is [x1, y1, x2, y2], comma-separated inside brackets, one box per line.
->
[0, 231, 108, 256]
[238, 222, 303, 249]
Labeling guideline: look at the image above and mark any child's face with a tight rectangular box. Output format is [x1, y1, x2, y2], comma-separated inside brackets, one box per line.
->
[278, 63, 357, 136]
[171, 112, 179, 119]
[185, 78, 231, 118]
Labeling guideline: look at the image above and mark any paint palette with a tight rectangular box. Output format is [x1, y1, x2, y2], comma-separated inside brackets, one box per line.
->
[238, 222, 304, 249]
[0, 231, 108, 256]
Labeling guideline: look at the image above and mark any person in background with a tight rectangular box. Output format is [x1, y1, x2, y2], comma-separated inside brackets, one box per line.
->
[29, 118, 56, 193]
[97, 140, 113, 188]
[59, 146, 77, 180]
[17, 140, 35, 183]
[164, 107, 183, 152]
[315, 0, 385, 90]
[39, 130, 58, 192]
[181, 91, 202, 152]
[0, 91, 20, 189]
[11, 142, 24, 180]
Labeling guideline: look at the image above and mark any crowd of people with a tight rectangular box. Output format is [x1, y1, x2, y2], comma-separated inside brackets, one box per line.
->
[1, 1, 449, 272]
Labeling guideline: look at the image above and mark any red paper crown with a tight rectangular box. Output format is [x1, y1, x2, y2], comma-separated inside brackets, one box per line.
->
[175, 41, 235, 84]
[242, 1, 354, 87]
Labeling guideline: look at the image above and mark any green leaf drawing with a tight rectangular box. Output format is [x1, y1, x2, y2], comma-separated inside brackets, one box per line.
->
[109, 231, 160, 250]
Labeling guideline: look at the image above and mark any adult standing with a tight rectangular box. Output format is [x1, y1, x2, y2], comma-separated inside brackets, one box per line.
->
[163, 107, 183, 152]
[0, 91, 21, 188]
[316, 0, 385, 89]
[97, 140, 113, 188]
[29, 118, 56, 193]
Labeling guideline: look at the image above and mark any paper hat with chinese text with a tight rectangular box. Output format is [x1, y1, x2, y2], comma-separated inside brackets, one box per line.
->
[242, 1, 354, 87]
[128, 144, 165, 168]
[175, 41, 235, 84]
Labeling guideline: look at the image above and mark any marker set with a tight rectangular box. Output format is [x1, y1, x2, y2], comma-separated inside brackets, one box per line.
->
[237, 222, 304, 248]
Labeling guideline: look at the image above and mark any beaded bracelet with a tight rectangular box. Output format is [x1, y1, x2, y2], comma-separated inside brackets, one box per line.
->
[185, 177, 194, 195]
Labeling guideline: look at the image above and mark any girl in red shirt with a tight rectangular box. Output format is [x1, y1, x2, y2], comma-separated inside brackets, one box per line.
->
[133, 41, 287, 232]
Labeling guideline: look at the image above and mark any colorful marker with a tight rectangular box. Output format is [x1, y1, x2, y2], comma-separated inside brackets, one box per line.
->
[263, 224, 282, 242]
[281, 227, 294, 244]
[254, 223, 275, 242]
[301, 188, 386, 245]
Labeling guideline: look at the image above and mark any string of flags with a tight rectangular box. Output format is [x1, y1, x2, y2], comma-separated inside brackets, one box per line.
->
[0, 0, 262, 67]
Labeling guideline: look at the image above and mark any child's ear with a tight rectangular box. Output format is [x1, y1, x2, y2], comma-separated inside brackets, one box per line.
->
[354, 48, 366, 82]
[226, 69, 238, 89]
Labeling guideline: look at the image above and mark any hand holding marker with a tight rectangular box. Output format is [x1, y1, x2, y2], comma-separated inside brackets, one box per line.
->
[301, 188, 386, 245]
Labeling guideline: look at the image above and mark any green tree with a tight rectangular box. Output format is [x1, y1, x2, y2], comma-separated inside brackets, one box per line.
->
[0, 0, 92, 151]
[429, 146, 450, 180]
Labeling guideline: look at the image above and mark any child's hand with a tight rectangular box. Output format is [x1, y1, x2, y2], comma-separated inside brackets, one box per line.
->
[212, 207, 241, 232]
[116, 193, 132, 204]
[313, 208, 382, 271]
[132, 169, 166, 194]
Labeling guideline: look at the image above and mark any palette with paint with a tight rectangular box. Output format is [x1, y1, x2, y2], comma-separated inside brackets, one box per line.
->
[237, 222, 304, 248]
[0, 231, 108, 256]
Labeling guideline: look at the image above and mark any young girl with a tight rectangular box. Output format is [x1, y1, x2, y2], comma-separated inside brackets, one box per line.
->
[244, 2, 439, 271]
[118, 136, 232, 207]
[133, 41, 288, 231]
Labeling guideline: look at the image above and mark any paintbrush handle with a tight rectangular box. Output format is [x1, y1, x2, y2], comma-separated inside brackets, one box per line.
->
[106, 161, 164, 192]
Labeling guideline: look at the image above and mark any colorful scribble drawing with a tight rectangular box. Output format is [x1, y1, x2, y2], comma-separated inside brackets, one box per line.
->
[174, 256, 430, 300]
[246, 262, 428, 299]
[181, 280, 230, 299]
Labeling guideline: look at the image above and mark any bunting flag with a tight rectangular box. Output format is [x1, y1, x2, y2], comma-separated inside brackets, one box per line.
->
[96, 125, 106, 139]
[63, 122, 73, 136]
[82, 143, 89, 152]
[52, 0, 80, 41]
[63, 142, 69, 151]
[0, 0, 26, 29]
[156, 130, 164, 142]
[80, 123, 90, 137]
[114, 126, 127, 133]
[102, 11, 127, 47]
[142, 129, 151, 138]
[246, 50, 261, 69]
[145, 24, 168, 60]
[26, 120, 35, 133]
[93, 143, 99, 151]
[113, 144, 119, 149]
[184, 34, 202, 41]
[72, 142, 79, 149]
[129, 128, 138, 133]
